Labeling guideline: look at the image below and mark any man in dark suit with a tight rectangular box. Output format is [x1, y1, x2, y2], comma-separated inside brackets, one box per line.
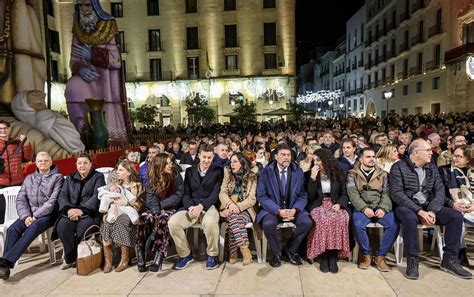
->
[257, 144, 312, 267]
[168, 144, 223, 270]
[180, 141, 200, 165]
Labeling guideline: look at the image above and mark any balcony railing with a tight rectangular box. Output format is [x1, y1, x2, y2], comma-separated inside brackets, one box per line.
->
[425, 60, 441, 71]
[385, 76, 394, 84]
[428, 24, 443, 38]
[411, 34, 424, 46]
[397, 71, 408, 80]
[399, 42, 409, 53]
[356, 87, 363, 94]
[147, 41, 163, 52]
[408, 66, 423, 77]
[125, 71, 174, 82]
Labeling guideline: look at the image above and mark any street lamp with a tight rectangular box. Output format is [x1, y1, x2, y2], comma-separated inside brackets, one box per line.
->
[339, 103, 344, 119]
[384, 90, 393, 115]
[328, 100, 333, 117]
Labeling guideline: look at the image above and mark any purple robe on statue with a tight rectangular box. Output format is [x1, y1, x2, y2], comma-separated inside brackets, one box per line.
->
[65, 1, 128, 140]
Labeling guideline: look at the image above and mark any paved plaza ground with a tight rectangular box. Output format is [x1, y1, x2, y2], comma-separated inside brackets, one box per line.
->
[1, 232, 473, 297]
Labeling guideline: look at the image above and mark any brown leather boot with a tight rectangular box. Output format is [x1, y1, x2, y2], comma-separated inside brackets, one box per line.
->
[115, 245, 129, 272]
[229, 251, 238, 264]
[375, 256, 390, 272]
[358, 255, 372, 270]
[103, 241, 113, 273]
[240, 245, 252, 266]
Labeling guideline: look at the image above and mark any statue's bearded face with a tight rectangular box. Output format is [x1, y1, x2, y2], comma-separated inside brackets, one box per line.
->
[79, 3, 99, 34]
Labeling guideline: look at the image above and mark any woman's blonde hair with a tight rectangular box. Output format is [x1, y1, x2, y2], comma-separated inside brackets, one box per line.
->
[376, 144, 398, 163]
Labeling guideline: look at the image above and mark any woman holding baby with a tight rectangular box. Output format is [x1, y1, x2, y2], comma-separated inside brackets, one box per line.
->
[100, 159, 145, 273]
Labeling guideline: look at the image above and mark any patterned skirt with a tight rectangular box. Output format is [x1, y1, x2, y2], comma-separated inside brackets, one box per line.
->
[307, 197, 350, 260]
[226, 211, 252, 254]
[136, 209, 176, 256]
[102, 214, 137, 248]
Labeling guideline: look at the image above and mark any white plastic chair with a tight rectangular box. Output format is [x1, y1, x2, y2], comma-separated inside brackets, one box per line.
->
[218, 221, 263, 263]
[395, 224, 444, 265]
[95, 167, 114, 183]
[261, 222, 296, 262]
[0, 186, 21, 253]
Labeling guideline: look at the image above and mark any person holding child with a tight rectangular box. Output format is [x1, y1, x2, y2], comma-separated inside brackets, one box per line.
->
[100, 159, 145, 273]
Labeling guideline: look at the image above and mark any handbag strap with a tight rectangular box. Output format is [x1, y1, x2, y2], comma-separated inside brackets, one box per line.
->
[81, 224, 101, 243]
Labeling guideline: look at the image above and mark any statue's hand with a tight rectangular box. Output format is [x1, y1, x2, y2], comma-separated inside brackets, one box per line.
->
[79, 68, 100, 82]
[72, 44, 92, 62]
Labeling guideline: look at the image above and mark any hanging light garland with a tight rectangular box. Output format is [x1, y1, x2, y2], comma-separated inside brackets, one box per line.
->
[296, 89, 342, 104]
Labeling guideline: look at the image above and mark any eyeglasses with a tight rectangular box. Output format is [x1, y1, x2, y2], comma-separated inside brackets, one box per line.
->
[452, 154, 465, 159]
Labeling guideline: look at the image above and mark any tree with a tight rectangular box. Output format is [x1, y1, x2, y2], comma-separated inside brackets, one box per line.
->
[288, 100, 305, 120]
[134, 104, 159, 126]
[233, 100, 257, 123]
[185, 96, 215, 124]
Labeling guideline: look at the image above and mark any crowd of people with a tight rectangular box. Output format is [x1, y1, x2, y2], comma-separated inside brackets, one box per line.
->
[0, 112, 473, 281]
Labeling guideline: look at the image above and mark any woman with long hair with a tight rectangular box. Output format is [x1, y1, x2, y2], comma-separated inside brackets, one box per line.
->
[306, 149, 350, 273]
[219, 152, 258, 265]
[136, 153, 184, 272]
[375, 144, 399, 173]
[439, 145, 474, 266]
[101, 159, 145, 272]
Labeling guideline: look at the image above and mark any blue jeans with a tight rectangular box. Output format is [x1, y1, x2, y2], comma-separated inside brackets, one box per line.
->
[352, 210, 399, 256]
[2, 216, 54, 267]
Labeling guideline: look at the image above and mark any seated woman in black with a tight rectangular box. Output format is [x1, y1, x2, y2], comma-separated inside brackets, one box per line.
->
[56, 152, 105, 269]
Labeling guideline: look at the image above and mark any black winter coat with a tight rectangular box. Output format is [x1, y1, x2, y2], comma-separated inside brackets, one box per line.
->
[58, 170, 106, 218]
[145, 172, 184, 213]
[305, 171, 349, 212]
[181, 164, 223, 211]
[388, 158, 445, 213]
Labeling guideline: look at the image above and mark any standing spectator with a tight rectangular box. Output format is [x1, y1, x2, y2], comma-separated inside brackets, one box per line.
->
[137, 153, 183, 272]
[438, 135, 467, 167]
[257, 144, 312, 268]
[219, 153, 257, 265]
[101, 159, 145, 273]
[306, 149, 350, 273]
[180, 141, 200, 166]
[138, 142, 148, 163]
[169, 145, 223, 270]
[56, 153, 105, 269]
[139, 145, 159, 186]
[347, 148, 398, 272]
[320, 132, 339, 155]
[213, 143, 229, 168]
[0, 152, 63, 280]
[389, 139, 471, 279]
[0, 120, 33, 188]
[337, 139, 358, 175]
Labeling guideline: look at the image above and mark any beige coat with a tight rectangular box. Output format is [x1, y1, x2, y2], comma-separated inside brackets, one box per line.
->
[219, 168, 258, 222]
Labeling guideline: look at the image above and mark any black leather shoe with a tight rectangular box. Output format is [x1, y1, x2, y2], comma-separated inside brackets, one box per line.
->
[270, 255, 281, 268]
[405, 256, 419, 280]
[283, 248, 303, 265]
[149, 251, 164, 272]
[458, 248, 470, 267]
[137, 249, 148, 272]
[441, 256, 472, 279]
[0, 266, 10, 280]
[319, 252, 329, 273]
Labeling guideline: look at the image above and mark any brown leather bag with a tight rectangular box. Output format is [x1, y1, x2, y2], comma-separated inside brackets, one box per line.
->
[76, 225, 103, 276]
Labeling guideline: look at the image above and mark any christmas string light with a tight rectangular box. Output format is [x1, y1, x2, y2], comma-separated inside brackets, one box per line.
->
[296, 89, 342, 104]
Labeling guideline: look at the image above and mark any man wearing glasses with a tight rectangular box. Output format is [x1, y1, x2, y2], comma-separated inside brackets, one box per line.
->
[389, 139, 471, 280]
[347, 148, 398, 272]
[437, 135, 467, 167]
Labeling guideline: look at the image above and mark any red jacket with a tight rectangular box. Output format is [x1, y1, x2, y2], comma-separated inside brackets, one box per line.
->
[0, 139, 33, 186]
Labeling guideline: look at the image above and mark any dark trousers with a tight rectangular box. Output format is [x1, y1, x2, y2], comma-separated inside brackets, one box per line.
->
[261, 212, 312, 256]
[56, 216, 95, 264]
[395, 206, 463, 258]
[2, 216, 53, 267]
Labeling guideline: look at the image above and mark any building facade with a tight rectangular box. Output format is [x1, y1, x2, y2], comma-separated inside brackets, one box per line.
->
[36, 0, 297, 126]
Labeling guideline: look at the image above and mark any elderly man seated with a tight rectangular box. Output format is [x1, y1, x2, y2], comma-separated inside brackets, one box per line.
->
[0, 152, 63, 280]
